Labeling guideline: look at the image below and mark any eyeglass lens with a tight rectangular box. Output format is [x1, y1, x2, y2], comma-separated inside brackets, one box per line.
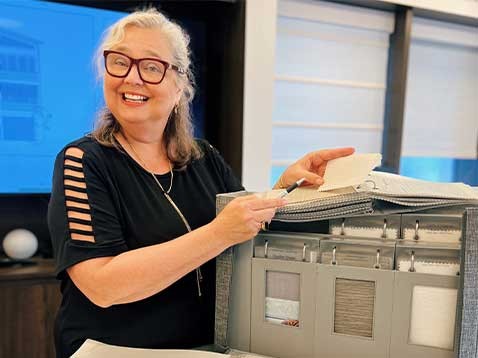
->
[105, 52, 166, 83]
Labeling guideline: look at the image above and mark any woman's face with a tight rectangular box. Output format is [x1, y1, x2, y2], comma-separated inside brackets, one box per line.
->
[103, 25, 182, 132]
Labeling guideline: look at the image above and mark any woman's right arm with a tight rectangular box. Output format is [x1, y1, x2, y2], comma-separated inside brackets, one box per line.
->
[52, 146, 284, 308]
[68, 194, 283, 307]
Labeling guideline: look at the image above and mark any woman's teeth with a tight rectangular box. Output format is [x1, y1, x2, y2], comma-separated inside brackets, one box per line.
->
[123, 93, 148, 102]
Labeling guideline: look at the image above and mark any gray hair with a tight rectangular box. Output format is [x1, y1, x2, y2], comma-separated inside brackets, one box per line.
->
[91, 7, 200, 168]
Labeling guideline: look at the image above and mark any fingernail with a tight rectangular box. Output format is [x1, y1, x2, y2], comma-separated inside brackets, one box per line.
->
[281, 199, 288, 205]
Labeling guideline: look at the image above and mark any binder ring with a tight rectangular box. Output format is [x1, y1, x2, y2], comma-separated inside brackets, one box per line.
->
[302, 243, 307, 262]
[409, 250, 416, 272]
[264, 240, 269, 258]
[381, 219, 387, 239]
[261, 221, 269, 231]
[363, 179, 377, 190]
[374, 249, 381, 269]
[340, 218, 346, 235]
[414, 220, 420, 240]
[331, 246, 337, 265]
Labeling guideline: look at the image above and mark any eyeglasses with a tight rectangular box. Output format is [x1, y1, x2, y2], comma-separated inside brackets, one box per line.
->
[103, 50, 185, 85]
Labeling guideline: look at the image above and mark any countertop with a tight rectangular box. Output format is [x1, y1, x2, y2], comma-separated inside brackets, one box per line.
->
[0, 257, 56, 282]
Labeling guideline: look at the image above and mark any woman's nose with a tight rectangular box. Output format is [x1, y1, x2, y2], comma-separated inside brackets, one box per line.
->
[124, 64, 144, 85]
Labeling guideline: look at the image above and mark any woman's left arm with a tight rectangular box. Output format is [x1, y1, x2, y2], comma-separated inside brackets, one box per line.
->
[273, 147, 355, 189]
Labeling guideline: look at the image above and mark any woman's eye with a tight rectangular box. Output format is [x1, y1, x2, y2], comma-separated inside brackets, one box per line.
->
[114, 59, 128, 67]
[144, 63, 162, 73]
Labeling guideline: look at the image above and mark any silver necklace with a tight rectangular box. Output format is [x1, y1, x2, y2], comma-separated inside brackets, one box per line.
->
[124, 135, 174, 194]
[122, 133, 202, 296]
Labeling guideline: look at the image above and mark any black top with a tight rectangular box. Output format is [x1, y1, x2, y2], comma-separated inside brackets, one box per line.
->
[48, 136, 243, 358]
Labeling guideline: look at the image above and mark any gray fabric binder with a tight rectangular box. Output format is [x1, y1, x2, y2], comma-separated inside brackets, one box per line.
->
[214, 201, 478, 357]
[456, 207, 478, 358]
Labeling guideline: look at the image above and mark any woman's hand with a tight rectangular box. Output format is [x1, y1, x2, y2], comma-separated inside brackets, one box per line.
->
[210, 195, 286, 247]
[274, 147, 355, 189]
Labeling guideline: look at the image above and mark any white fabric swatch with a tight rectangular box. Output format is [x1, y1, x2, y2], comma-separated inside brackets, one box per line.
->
[403, 228, 461, 243]
[319, 153, 382, 192]
[409, 286, 457, 350]
[398, 260, 460, 276]
[265, 297, 300, 321]
[330, 225, 398, 239]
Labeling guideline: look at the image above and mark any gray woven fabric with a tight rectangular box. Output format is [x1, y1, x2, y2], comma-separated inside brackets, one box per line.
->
[215, 246, 233, 348]
[457, 208, 478, 358]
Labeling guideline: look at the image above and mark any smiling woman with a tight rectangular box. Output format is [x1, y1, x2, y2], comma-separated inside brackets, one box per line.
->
[47, 7, 353, 358]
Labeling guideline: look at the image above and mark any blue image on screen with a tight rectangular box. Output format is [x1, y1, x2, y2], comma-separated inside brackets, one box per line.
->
[400, 157, 478, 186]
[0, 0, 126, 193]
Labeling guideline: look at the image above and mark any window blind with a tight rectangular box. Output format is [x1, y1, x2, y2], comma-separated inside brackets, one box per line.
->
[272, 0, 395, 170]
[402, 16, 478, 159]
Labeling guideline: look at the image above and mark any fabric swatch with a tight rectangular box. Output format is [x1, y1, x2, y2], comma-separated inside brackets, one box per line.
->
[265, 297, 300, 322]
[266, 271, 300, 301]
[321, 251, 393, 269]
[409, 285, 457, 350]
[403, 228, 461, 243]
[398, 260, 460, 276]
[334, 278, 375, 338]
[330, 225, 398, 239]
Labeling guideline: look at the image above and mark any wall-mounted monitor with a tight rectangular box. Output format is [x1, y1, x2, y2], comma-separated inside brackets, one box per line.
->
[0, 0, 207, 194]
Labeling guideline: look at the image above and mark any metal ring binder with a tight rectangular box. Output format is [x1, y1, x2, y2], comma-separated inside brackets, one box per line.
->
[264, 240, 269, 258]
[414, 220, 420, 241]
[341, 218, 346, 235]
[302, 243, 307, 262]
[409, 250, 416, 272]
[374, 249, 382, 269]
[331, 246, 337, 265]
[363, 179, 377, 190]
[382, 219, 388, 238]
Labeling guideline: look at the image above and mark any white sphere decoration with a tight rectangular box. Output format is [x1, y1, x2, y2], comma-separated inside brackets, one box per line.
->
[2, 229, 38, 260]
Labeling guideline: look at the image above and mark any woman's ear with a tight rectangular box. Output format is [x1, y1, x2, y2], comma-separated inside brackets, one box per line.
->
[174, 88, 183, 104]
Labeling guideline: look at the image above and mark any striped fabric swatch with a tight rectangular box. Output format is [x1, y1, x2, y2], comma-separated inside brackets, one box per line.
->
[334, 278, 375, 338]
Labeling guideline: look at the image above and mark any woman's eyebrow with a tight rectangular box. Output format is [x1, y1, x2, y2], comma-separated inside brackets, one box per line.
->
[112, 46, 163, 59]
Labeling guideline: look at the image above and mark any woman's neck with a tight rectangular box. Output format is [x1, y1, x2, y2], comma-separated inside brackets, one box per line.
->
[116, 127, 171, 175]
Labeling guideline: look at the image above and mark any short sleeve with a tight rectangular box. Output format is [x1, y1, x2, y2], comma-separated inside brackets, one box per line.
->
[48, 145, 128, 278]
[199, 140, 244, 193]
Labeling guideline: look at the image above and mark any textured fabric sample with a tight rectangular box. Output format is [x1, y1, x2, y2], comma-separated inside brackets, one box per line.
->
[458, 207, 478, 358]
[321, 251, 393, 269]
[398, 260, 460, 276]
[403, 228, 461, 243]
[330, 225, 399, 239]
[409, 285, 457, 350]
[215, 247, 234, 347]
[265, 297, 300, 321]
[334, 278, 375, 338]
[266, 271, 300, 301]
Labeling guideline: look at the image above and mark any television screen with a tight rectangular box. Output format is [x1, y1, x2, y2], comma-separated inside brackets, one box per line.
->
[0, 0, 126, 193]
[0, 0, 206, 194]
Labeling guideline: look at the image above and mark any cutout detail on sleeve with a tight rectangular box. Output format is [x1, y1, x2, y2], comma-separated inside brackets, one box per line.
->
[64, 148, 95, 242]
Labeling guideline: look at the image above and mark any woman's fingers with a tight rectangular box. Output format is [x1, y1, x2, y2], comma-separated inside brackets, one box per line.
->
[310, 147, 355, 166]
[235, 195, 286, 211]
[253, 208, 277, 224]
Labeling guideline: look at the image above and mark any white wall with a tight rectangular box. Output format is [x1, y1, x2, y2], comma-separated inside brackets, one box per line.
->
[242, 0, 277, 192]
